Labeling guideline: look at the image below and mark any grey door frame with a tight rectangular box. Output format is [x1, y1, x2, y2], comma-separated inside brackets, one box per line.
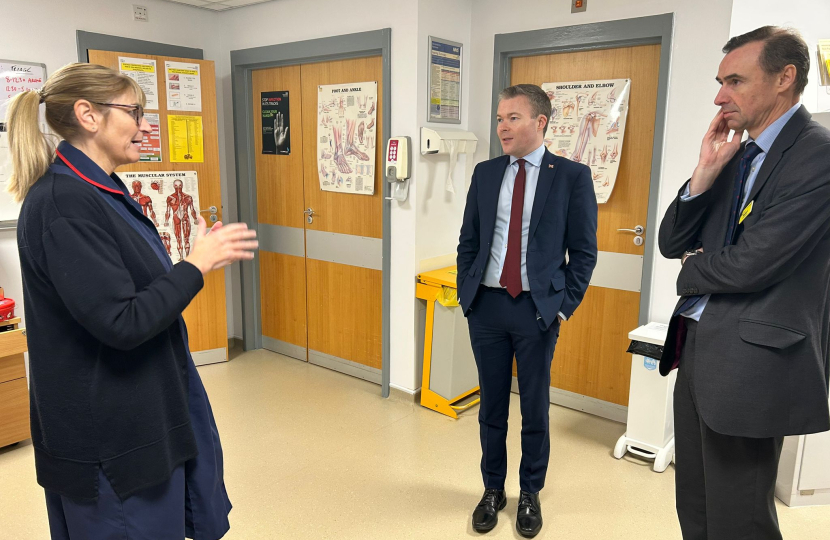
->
[230, 29, 392, 398]
[77, 31, 204, 62]
[491, 14, 674, 325]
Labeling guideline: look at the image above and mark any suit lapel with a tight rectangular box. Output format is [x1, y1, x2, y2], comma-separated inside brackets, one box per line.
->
[481, 156, 511, 243]
[745, 105, 810, 204]
[529, 149, 557, 243]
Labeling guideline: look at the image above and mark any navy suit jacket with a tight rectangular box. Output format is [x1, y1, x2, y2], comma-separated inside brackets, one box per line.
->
[457, 148, 598, 329]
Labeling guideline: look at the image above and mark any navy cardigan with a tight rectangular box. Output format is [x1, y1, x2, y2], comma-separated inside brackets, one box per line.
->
[17, 143, 204, 500]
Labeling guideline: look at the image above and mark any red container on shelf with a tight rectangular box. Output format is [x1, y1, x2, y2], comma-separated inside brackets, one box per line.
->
[0, 287, 15, 321]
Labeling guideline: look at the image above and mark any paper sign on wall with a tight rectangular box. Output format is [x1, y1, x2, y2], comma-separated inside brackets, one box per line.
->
[1, 60, 46, 223]
[168, 115, 204, 163]
[261, 91, 290, 155]
[139, 113, 162, 162]
[119, 57, 159, 110]
[165, 61, 202, 112]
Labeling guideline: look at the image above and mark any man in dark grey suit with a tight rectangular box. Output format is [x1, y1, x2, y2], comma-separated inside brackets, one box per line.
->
[659, 26, 830, 539]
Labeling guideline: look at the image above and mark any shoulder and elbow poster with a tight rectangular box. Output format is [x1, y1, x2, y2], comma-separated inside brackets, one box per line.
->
[542, 79, 631, 204]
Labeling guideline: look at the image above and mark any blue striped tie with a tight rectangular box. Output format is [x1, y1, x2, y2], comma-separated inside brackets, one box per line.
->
[673, 142, 762, 316]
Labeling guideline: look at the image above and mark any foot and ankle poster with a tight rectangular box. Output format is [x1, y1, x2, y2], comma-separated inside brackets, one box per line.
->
[316, 81, 377, 195]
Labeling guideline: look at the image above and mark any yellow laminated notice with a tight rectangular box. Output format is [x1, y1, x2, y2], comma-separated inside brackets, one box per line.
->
[436, 286, 459, 307]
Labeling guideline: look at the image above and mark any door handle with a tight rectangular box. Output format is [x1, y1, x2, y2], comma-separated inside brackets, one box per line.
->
[304, 208, 316, 224]
[199, 206, 219, 222]
[617, 225, 644, 235]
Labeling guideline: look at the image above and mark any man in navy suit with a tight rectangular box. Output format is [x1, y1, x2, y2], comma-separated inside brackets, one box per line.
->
[457, 84, 598, 537]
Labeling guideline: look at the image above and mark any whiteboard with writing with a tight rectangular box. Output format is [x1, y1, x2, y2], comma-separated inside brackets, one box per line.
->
[1, 59, 47, 226]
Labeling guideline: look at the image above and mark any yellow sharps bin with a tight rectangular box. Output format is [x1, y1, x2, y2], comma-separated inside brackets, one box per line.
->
[416, 266, 480, 419]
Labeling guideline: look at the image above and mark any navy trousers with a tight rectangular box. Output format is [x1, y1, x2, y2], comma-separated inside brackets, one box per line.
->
[45, 465, 187, 540]
[467, 287, 560, 493]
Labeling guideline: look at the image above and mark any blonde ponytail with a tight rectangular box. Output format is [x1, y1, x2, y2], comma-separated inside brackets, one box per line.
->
[5, 90, 52, 203]
[5, 63, 145, 203]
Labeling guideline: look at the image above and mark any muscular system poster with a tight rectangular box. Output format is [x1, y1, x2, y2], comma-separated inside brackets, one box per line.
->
[121, 171, 201, 262]
[317, 81, 377, 195]
[541, 79, 631, 204]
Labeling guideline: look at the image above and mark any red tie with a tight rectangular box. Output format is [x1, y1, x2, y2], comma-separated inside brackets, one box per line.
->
[500, 158, 526, 298]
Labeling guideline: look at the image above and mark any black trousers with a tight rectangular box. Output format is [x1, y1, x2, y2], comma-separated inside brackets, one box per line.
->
[467, 287, 560, 493]
[674, 319, 784, 540]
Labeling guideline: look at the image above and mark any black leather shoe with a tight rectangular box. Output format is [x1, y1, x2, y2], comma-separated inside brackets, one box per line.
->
[516, 490, 542, 538]
[472, 488, 507, 532]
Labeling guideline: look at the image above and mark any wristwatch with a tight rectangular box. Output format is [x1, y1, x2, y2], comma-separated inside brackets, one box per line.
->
[682, 250, 699, 265]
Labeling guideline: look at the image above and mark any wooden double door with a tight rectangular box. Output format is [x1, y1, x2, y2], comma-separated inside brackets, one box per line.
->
[510, 44, 662, 409]
[253, 57, 384, 382]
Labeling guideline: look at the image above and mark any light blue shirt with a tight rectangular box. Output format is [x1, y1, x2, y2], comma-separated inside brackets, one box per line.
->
[482, 144, 546, 291]
[680, 103, 802, 321]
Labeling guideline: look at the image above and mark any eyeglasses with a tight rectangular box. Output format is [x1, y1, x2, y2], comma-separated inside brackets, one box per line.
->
[89, 101, 145, 126]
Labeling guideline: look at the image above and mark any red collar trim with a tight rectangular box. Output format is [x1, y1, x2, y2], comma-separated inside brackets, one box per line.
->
[55, 149, 124, 195]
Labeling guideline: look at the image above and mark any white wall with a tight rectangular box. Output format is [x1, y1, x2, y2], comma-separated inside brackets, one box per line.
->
[730, 0, 830, 114]
[415, 0, 473, 271]
[216, 0, 422, 391]
[0, 0, 222, 339]
[467, 0, 735, 325]
[2, 0, 751, 394]
[412, 0, 474, 388]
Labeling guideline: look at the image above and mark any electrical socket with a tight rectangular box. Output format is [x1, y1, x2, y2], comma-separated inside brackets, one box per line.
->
[133, 5, 148, 22]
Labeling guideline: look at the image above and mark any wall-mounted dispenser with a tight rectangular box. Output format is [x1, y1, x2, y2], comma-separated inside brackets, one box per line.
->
[420, 127, 478, 193]
[385, 136, 411, 202]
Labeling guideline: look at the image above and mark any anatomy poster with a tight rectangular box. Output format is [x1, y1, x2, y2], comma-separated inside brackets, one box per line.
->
[261, 91, 290, 155]
[317, 81, 377, 195]
[121, 171, 201, 263]
[541, 79, 631, 204]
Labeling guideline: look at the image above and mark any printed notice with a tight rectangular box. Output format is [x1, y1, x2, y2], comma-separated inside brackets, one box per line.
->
[428, 37, 462, 123]
[139, 113, 162, 162]
[165, 61, 202, 112]
[119, 57, 159, 110]
[168, 115, 204, 163]
[261, 91, 290, 155]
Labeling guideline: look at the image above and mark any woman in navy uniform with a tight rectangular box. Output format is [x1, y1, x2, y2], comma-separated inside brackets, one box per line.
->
[6, 63, 257, 540]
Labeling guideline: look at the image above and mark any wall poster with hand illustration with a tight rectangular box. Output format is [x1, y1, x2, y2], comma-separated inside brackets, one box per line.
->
[121, 171, 201, 263]
[317, 81, 377, 195]
[541, 79, 631, 204]
[261, 91, 290, 155]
